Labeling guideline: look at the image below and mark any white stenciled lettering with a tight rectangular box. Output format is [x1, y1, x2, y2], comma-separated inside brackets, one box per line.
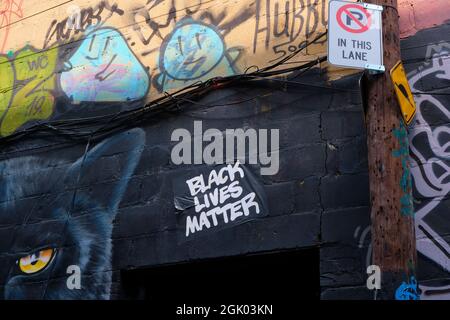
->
[184, 163, 262, 237]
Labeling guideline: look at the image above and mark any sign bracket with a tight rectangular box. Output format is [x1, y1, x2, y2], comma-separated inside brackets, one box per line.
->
[365, 63, 385, 73]
[362, 3, 383, 12]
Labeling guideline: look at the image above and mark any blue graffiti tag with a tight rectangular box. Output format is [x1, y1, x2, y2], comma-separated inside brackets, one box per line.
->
[61, 27, 150, 103]
[392, 120, 414, 216]
[155, 18, 241, 91]
[395, 276, 420, 300]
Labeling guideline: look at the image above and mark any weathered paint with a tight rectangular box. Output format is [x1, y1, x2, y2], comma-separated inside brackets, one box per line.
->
[399, 0, 450, 38]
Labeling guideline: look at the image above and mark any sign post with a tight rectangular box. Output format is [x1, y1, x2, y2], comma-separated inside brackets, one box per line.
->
[328, 0, 418, 300]
[328, 0, 384, 72]
[364, 0, 417, 300]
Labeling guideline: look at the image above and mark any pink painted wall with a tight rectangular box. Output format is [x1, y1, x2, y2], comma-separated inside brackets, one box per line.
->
[399, 0, 450, 38]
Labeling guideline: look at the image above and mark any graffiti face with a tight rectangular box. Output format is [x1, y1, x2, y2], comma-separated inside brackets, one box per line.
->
[156, 19, 240, 92]
[162, 20, 225, 80]
[0, 26, 152, 137]
[60, 28, 150, 103]
[0, 129, 145, 299]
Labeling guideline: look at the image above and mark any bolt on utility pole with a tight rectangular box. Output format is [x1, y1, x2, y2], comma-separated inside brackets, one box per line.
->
[365, 0, 417, 299]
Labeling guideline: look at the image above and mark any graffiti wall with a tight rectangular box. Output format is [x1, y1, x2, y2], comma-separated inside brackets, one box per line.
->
[0, 0, 335, 138]
[404, 24, 450, 299]
[1, 0, 438, 136]
[3, 0, 439, 139]
[0, 0, 339, 299]
[1, 0, 450, 300]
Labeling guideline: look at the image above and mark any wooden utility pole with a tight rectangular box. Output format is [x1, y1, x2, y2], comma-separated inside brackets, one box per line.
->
[365, 0, 417, 299]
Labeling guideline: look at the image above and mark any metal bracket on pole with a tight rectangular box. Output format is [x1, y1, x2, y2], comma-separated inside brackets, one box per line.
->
[365, 64, 385, 74]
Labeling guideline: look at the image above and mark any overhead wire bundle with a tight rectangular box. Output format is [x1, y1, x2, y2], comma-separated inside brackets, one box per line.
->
[0, 31, 344, 147]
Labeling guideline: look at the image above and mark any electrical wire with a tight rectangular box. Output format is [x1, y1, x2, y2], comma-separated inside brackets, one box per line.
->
[0, 31, 333, 147]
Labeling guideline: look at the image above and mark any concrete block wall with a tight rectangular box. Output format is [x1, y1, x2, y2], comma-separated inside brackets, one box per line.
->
[0, 0, 449, 300]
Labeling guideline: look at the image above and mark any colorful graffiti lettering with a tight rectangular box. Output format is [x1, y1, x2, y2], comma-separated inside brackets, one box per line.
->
[395, 276, 420, 300]
[392, 120, 414, 216]
[155, 18, 242, 92]
[0, 26, 151, 137]
[0, 0, 24, 53]
[61, 27, 150, 103]
[0, 46, 59, 137]
[1, 0, 332, 137]
[408, 41, 450, 299]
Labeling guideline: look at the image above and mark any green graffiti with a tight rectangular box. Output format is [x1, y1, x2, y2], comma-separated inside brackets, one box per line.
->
[0, 46, 58, 137]
[392, 121, 414, 216]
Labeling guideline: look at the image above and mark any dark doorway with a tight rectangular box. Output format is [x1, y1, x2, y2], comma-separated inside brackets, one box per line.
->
[120, 248, 319, 302]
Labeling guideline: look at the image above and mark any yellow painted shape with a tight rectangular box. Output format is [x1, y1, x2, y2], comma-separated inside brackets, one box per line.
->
[0, 46, 58, 136]
[0, 56, 15, 125]
[390, 60, 417, 125]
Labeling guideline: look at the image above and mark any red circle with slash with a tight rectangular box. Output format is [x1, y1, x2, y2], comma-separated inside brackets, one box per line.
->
[336, 4, 371, 34]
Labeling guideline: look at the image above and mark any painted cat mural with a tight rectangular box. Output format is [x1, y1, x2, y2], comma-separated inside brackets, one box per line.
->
[0, 128, 145, 299]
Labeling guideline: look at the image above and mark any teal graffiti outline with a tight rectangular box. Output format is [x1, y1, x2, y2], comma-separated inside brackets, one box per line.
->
[392, 120, 414, 216]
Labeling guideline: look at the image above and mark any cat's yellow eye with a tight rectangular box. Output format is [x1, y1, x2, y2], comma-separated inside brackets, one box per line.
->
[18, 248, 55, 274]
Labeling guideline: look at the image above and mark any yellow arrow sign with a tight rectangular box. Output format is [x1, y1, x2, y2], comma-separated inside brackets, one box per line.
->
[390, 61, 416, 125]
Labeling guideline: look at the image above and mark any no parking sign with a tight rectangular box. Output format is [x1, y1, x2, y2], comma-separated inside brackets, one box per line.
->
[328, 0, 384, 72]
